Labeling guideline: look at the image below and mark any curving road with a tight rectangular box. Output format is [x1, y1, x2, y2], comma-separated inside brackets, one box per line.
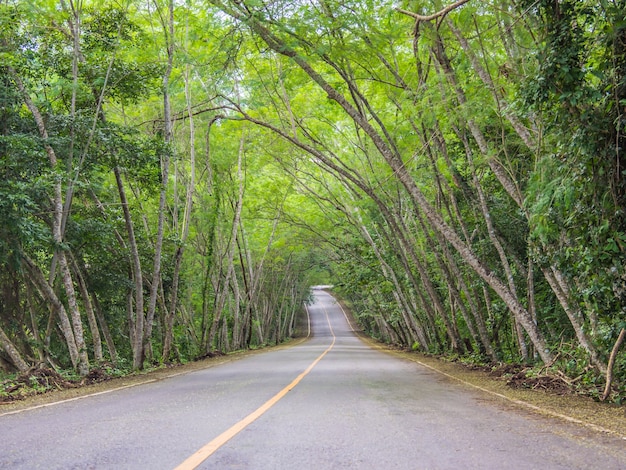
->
[1, 290, 625, 469]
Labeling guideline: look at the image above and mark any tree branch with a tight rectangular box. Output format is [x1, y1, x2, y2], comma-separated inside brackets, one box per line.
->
[396, 0, 471, 22]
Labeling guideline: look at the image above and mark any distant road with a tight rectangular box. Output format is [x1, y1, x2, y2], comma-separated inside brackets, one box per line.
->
[1, 290, 625, 469]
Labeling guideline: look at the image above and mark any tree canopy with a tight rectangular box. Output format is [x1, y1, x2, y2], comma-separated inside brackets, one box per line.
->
[1, 0, 624, 402]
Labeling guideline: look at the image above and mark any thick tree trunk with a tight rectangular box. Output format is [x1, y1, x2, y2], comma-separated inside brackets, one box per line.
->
[58, 252, 90, 375]
[0, 325, 29, 372]
[21, 255, 80, 369]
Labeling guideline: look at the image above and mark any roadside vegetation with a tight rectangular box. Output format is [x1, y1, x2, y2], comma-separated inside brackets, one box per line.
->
[0, 0, 624, 406]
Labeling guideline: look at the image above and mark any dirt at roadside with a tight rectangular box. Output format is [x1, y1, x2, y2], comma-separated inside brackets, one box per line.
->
[0, 342, 301, 414]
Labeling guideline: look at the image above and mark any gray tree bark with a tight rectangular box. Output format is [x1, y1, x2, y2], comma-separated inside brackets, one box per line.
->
[114, 167, 145, 370]
[0, 325, 29, 372]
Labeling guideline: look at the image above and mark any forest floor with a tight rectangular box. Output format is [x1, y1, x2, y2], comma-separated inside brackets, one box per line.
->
[1, 335, 625, 440]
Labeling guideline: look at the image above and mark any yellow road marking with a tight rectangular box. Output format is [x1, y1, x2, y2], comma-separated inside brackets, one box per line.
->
[174, 302, 336, 470]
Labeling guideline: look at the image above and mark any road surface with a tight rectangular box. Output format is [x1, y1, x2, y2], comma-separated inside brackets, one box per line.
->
[1, 290, 625, 469]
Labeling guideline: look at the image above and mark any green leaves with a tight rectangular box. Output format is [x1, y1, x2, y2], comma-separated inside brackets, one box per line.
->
[0, 0, 624, 393]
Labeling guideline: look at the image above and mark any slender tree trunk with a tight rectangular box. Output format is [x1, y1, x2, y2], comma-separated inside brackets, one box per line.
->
[239, 226, 263, 346]
[358, 221, 429, 348]
[145, 0, 174, 362]
[58, 252, 90, 375]
[114, 167, 144, 370]
[543, 267, 607, 374]
[602, 328, 626, 400]
[430, 27, 532, 360]
[231, 270, 243, 349]
[413, 209, 495, 358]
[235, 235, 251, 348]
[446, 19, 536, 150]
[24, 282, 45, 364]
[437, 22, 609, 370]
[430, 32, 524, 208]
[91, 293, 118, 363]
[459, 131, 529, 360]
[162, 59, 197, 362]
[207, 133, 245, 350]
[416, 122, 495, 356]
[70, 254, 103, 362]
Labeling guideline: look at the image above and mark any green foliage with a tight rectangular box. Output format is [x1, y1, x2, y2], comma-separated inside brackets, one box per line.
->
[522, 0, 626, 362]
[0, 0, 624, 400]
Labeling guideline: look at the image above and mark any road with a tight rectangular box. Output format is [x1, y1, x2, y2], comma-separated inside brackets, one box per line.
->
[1, 290, 625, 469]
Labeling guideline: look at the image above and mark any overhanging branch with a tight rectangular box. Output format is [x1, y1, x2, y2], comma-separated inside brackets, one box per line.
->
[396, 0, 471, 22]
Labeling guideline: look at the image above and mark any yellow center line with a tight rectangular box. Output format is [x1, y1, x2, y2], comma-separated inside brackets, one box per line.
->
[174, 302, 336, 470]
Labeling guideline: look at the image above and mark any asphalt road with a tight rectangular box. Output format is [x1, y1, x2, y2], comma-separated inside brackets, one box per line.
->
[1, 290, 625, 469]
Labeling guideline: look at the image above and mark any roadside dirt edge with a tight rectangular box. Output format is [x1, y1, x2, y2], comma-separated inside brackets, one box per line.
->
[0, 337, 309, 417]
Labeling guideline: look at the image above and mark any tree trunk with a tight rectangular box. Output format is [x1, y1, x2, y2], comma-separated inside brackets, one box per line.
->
[91, 292, 118, 363]
[434, 23, 607, 371]
[58, 252, 90, 375]
[114, 167, 145, 370]
[461, 131, 529, 361]
[543, 267, 607, 374]
[145, 0, 175, 362]
[231, 270, 243, 350]
[358, 221, 429, 348]
[70, 254, 103, 362]
[602, 328, 626, 401]
[162, 58, 197, 362]
[0, 325, 29, 372]
[21, 255, 80, 369]
[207, 133, 245, 350]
